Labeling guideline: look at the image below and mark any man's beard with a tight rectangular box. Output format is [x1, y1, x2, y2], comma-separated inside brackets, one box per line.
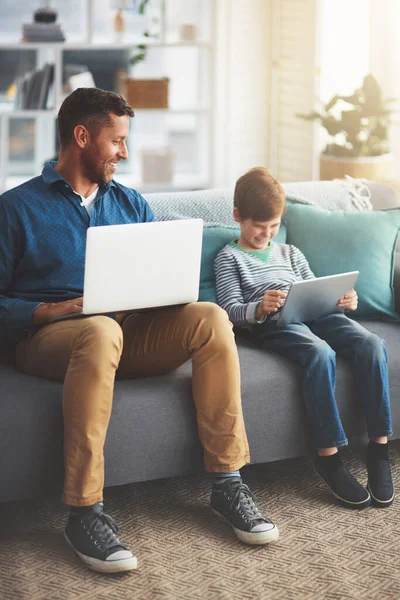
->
[81, 149, 111, 184]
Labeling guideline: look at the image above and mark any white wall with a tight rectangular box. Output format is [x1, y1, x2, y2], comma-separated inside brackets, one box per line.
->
[319, 0, 370, 104]
[212, 0, 320, 186]
[211, 0, 400, 187]
[213, 0, 271, 187]
[370, 0, 400, 178]
[269, 0, 319, 182]
[316, 0, 371, 167]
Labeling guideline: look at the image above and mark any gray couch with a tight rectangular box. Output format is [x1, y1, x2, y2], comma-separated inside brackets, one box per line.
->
[1, 182, 399, 504]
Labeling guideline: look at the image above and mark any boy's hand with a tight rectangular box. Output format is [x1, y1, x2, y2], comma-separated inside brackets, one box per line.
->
[256, 290, 287, 319]
[337, 288, 358, 312]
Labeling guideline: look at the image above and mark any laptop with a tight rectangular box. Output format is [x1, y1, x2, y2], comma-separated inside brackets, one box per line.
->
[276, 271, 359, 327]
[54, 218, 203, 320]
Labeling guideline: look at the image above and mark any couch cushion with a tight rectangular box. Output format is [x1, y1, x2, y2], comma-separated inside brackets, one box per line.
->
[199, 227, 238, 302]
[283, 203, 400, 322]
[199, 225, 287, 302]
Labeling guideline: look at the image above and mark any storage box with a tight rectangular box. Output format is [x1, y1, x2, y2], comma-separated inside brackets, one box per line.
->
[119, 77, 169, 109]
[141, 147, 175, 184]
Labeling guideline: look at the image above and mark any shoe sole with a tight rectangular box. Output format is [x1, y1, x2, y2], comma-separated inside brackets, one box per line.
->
[313, 466, 371, 509]
[366, 483, 394, 508]
[211, 508, 279, 545]
[64, 532, 138, 573]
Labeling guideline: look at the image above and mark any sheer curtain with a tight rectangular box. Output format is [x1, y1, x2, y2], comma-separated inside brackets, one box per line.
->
[370, 0, 400, 178]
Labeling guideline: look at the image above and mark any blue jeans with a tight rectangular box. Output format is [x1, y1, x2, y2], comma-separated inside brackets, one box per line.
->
[252, 314, 392, 449]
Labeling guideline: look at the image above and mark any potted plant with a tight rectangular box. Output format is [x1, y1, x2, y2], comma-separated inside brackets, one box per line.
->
[117, 0, 169, 109]
[298, 74, 396, 180]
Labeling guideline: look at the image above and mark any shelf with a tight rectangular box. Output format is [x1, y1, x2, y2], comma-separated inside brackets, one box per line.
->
[0, 0, 215, 194]
[134, 108, 210, 115]
[0, 41, 212, 51]
[0, 110, 57, 118]
[4, 174, 210, 194]
[112, 173, 210, 192]
[0, 109, 209, 117]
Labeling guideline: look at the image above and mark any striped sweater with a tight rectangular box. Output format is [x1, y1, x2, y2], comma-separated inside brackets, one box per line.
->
[214, 241, 315, 327]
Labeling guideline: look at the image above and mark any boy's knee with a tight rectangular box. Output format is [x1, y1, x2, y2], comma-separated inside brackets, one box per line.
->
[309, 340, 336, 364]
[358, 332, 386, 359]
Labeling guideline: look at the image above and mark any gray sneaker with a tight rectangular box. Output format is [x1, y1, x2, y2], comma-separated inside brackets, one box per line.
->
[211, 477, 279, 545]
[65, 503, 137, 573]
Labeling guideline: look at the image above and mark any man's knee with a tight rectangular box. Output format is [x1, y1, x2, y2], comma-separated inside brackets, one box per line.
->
[184, 302, 235, 350]
[77, 316, 123, 358]
[187, 302, 232, 331]
[191, 301, 229, 322]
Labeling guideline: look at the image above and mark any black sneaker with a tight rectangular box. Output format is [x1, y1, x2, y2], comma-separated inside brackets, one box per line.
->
[64, 503, 137, 573]
[366, 441, 394, 508]
[314, 452, 371, 509]
[211, 477, 279, 545]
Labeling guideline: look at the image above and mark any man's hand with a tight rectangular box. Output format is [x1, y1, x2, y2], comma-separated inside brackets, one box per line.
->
[337, 288, 358, 312]
[32, 297, 84, 325]
[256, 290, 287, 320]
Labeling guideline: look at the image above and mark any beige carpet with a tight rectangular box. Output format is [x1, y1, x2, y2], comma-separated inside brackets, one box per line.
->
[1, 442, 400, 600]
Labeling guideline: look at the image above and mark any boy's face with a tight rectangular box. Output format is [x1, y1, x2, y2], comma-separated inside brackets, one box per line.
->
[234, 208, 282, 251]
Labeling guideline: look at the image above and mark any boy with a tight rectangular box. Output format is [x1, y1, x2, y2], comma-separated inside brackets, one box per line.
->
[214, 167, 394, 509]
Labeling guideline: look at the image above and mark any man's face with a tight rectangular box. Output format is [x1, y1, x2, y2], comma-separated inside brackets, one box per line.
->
[237, 214, 282, 251]
[81, 113, 130, 184]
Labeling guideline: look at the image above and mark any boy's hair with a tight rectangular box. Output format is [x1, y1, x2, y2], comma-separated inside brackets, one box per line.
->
[57, 87, 135, 148]
[234, 167, 286, 221]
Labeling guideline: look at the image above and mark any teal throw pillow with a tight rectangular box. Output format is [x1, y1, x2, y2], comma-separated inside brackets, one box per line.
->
[199, 224, 287, 303]
[283, 203, 400, 321]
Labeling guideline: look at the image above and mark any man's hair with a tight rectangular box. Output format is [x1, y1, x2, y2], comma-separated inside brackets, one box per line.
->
[234, 167, 286, 221]
[57, 87, 135, 148]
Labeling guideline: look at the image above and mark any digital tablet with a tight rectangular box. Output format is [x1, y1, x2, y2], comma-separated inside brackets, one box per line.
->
[276, 271, 359, 327]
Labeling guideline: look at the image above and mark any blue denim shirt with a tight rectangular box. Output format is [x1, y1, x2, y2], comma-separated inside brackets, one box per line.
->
[0, 161, 154, 345]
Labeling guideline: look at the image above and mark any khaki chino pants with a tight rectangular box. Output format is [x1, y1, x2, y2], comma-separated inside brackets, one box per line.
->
[16, 302, 250, 506]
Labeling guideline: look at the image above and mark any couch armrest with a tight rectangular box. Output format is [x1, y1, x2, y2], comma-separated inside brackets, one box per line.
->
[394, 251, 400, 315]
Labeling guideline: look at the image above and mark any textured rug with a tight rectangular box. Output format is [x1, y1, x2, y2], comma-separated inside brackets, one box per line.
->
[1, 442, 399, 600]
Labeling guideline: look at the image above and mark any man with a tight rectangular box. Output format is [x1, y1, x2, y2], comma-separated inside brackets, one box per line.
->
[0, 88, 278, 574]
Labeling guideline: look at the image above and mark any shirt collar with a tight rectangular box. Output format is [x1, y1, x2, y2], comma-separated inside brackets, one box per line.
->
[42, 160, 116, 194]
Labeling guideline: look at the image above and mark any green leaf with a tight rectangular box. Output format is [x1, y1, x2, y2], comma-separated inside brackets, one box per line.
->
[138, 0, 150, 15]
[321, 116, 342, 136]
[296, 111, 323, 121]
[337, 92, 363, 107]
[297, 74, 398, 156]
[324, 95, 339, 111]
[340, 109, 362, 136]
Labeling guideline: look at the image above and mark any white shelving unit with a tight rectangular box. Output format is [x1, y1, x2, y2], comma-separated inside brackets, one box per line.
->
[0, 0, 215, 194]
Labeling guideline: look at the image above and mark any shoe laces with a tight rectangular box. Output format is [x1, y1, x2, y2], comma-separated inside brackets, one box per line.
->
[83, 510, 121, 550]
[226, 481, 269, 525]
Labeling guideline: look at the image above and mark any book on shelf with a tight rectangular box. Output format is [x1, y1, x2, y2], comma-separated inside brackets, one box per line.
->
[25, 70, 42, 109]
[22, 22, 65, 42]
[13, 76, 24, 110]
[37, 63, 54, 109]
[14, 63, 55, 110]
[20, 72, 32, 109]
